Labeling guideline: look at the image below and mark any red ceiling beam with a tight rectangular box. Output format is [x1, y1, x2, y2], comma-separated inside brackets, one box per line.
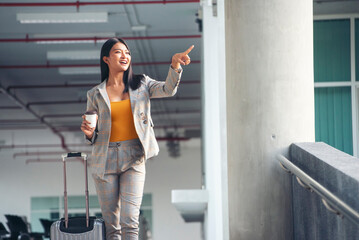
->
[0, 125, 200, 131]
[0, 126, 47, 130]
[26, 96, 200, 107]
[40, 110, 200, 119]
[14, 151, 91, 158]
[0, 110, 201, 124]
[0, 85, 71, 152]
[0, 106, 22, 110]
[0, 143, 87, 149]
[0, 119, 38, 123]
[0, 61, 200, 69]
[0, 34, 201, 43]
[0, 1, 200, 7]
[8, 83, 93, 90]
[55, 124, 200, 132]
[27, 99, 86, 106]
[26, 158, 81, 164]
[6, 80, 200, 91]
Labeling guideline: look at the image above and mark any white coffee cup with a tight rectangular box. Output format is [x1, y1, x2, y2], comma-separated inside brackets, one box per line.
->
[85, 111, 97, 128]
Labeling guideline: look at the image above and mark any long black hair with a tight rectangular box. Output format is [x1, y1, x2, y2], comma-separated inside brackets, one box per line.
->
[100, 37, 143, 92]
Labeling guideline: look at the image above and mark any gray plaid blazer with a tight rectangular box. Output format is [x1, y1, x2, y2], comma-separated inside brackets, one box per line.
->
[85, 66, 182, 178]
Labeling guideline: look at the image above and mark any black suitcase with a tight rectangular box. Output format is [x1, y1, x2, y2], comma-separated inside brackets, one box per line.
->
[50, 152, 106, 240]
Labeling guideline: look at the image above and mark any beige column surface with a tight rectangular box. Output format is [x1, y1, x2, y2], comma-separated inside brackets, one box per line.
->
[225, 1, 314, 239]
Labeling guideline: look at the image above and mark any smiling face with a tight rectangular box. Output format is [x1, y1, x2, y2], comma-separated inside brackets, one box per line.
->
[103, 42, 131, 73]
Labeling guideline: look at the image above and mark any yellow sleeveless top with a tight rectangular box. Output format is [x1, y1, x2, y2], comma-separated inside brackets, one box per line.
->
[109, 99, 139, 142]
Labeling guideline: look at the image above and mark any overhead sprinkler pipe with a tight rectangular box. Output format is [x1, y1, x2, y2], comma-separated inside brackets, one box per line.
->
[0, 110, 201, 123]
[0, 109, 200, 128]
[6, 80, 200, 91]
[0, 106, 22, 110]
[0, 61, 200, 69]
[54, 125, 201, 132]
[0, 84, 71, 152]
[0, 34, 201, 43]
[0, 1, 200, 8]
[0, 143, 88, 149]
[40, 110, 200, 119]
[25, 96, 200, 107]
[14, 151, 91, 159]
[26, 158, 81, 164]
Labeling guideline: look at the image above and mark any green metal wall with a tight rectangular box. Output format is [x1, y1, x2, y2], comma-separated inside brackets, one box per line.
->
[314, 19, 353, 155]
[356, 19, 359, 82]
[314, 20, 351, 83]
[314, 87, 353, 155]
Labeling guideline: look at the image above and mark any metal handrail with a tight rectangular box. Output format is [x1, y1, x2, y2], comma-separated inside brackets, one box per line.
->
[277, 154, 359, 226]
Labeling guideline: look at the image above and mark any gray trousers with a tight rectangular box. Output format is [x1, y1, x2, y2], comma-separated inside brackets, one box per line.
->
[93, 138, 146, 240]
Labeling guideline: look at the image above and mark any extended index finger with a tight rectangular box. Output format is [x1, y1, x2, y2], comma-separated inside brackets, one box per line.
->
[183, 45, 194, 55]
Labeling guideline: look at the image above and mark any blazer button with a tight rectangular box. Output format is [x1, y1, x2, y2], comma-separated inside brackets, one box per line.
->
[143, 120, 147, 124]
[141, 116, 146, 120]
[140, 112, 144, 116]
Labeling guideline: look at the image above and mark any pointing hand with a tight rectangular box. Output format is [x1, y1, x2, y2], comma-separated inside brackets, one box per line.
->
[171, 45, 194, 70]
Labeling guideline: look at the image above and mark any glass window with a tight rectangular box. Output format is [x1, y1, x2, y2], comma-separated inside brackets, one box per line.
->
[30, 197, 60, 233]
[31, 194, 152, 234]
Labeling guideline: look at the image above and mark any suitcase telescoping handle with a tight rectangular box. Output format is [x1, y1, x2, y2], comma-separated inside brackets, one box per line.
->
[61, 152, 89, 229]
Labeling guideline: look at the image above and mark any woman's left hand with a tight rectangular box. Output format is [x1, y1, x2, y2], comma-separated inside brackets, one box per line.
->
[171, 45, 194, 70]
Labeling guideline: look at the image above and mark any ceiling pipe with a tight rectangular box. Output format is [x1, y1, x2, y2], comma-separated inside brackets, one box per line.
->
[0, 126, 47, 130]
[1, 135, 191, 152]
[0, 106, 22, 110]
[6, 80, 200, 91]
[0, 84, 71, 152]
[0, 61, 200, 69]
[0, 119, 39, 123]
[0, 110, 201, 124]
[0, 143, 88, 149]
[27, 99, 85, 107]
[8, 83, 93, 90]
[0, 0, 200, 8]
[0, 124, 201, 131]
[14, 151, 91, 159]
[55, 125, 200, 132]
[15, 137, 189, 158]
[0, 34, 201, 43]
[40, 110, 200, 119]
[26, 96, 200, 107]
[26, 158, 81, 164]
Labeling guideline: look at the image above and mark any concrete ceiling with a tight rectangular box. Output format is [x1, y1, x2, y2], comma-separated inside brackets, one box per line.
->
[0, 0, 357, 145]
[0, 0, 202, 143]
[313, 0, 359, 15]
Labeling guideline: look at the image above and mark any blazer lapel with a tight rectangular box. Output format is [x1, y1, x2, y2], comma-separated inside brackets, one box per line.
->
[129, 87, 137, 115]
[97, 80, 111, 113]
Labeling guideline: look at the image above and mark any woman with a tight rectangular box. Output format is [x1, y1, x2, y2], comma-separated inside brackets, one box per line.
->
[80, 37, 193, 240]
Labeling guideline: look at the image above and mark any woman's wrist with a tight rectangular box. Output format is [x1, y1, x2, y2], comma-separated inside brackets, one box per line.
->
[86, 133, 93, 140]
[171, 62, 180, 70]
[171, 64, 181, 73]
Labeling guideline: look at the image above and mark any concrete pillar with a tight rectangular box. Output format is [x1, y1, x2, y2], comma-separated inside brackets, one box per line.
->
[225, 1, 314, 240]
[202, 1, 229, 240]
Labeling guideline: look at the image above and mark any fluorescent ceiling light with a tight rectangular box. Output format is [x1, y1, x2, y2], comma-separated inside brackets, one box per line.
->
[37, 40, 104, 44]
[47, 50, 100, 60]
[32, 32, 117, 44]
[33, 32, 115, 44]
[59, 67, 100, 75]
[17, 12, 108, 24]
[34, 32, 116, 38]
[131, 25, 147, 31]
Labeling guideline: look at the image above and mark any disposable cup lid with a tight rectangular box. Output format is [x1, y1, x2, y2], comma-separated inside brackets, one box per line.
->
[85, 110, 97, 115]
